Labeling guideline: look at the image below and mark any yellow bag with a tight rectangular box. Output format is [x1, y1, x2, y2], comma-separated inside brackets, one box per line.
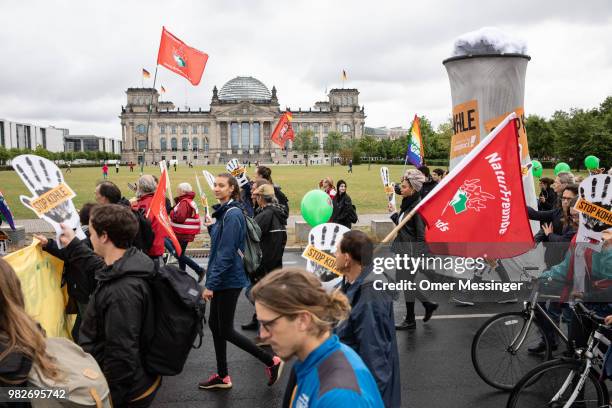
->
[3, 239, 72, 338]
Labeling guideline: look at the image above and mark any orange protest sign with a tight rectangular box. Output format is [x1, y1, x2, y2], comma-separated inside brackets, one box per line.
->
[450, 99, 480, 159]
[29, 183, 76, 217]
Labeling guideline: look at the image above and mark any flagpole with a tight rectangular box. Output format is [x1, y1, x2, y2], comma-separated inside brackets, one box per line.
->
[143, 65, 159, 173]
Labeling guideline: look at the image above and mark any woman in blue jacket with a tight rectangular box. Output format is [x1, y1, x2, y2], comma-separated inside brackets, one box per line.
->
[199, 173, 283, 390]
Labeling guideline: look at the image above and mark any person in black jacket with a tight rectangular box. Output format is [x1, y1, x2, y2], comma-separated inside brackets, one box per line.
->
[389, 170, 438, 330]
[417, 165, 438, 199]
[538, 177, 557, 211]
[335, 231, 401, 408]
[49, 204, 161, 407]
[0, 258, 61, 407]
[242, 183, 289, 331]
[36, 202, 97, 342]
[255, 166, 289, 213]
[330, 180, 357, 229]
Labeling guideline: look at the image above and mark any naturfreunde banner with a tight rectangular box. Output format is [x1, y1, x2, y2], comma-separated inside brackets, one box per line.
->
[3, 239, 73, 338]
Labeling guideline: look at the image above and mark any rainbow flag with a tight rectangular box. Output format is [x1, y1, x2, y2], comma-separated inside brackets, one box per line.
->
[405, 115, 424, 167]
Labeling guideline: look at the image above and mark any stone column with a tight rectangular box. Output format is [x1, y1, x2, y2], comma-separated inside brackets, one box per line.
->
[249, 121, 253, 150]
[227, 122, 231, 149]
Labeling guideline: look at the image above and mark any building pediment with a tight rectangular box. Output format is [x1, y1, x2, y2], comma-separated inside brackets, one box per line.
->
[212, 101, 278, 118]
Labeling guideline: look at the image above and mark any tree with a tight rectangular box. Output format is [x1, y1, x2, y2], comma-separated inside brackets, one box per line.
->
[358, 135, 377, 169]
[525, 114, 556, 160]
[292, 129, 318, 166]
[323, 131, 343, 166]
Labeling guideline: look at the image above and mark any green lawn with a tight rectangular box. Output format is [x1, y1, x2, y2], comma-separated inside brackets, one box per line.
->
[0, 164, 586, 219]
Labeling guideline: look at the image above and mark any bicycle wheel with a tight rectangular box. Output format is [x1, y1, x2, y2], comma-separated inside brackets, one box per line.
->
[506, 359, 608, 408]
[472, 311, 551, 390]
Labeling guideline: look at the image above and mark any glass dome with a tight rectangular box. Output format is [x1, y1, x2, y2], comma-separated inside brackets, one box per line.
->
[218, 76, 271, 102]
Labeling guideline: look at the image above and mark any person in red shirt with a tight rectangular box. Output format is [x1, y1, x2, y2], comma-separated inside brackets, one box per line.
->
[102, 164, 109, 179]
[170, 182, 204, 280]
[132, 175, 167, 259]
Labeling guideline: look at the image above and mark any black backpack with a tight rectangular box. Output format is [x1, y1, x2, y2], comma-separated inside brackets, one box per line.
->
[132, 208, 155, 252]
[144, 264, 206, 376]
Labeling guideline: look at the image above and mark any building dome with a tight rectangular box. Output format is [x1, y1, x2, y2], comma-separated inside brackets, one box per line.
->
[218, 76, 271, 102]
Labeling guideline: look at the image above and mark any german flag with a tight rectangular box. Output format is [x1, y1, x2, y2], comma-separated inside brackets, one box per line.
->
[142, 68, 151, 78]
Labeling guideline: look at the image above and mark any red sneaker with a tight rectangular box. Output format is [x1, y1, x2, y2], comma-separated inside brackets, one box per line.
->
[198, 373, 232, 390]
[265, 356, 284, 386]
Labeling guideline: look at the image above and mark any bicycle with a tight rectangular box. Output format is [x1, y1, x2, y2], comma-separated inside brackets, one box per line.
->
[506, 302, 611, 408]
[472, 273, 571, 390]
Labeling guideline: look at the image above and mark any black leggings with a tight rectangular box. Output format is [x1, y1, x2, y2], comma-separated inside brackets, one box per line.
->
[209, 288, 274, 377]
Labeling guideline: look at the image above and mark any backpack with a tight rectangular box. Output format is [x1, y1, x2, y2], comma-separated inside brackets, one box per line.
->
[348, 204, 358, 224]
[28, 337, 112, 408]
[225, 207, 262, 280]
[144, 264, 206, 376]
[132, 208, 155, 252]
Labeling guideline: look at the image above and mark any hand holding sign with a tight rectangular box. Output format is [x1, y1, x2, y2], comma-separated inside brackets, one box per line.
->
[575, 174, 612, 244]
[12, 155, 85, 246]
[226, 159, 248, 187]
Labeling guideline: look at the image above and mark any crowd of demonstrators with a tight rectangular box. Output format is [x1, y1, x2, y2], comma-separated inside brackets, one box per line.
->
[537, 177, 557, 211]
[335, 231, 401, 407]
[389, 170, 438, 330]
[199, 174, 283, 390]
[169, 182, 205, 281]
[255, 165, 289, 212]
[417, 166, 438, 198]
[0, 258, 62, 404]
[330, 180, 358, 229]
[320, 177, 337, 200]
[251, 268, 385, 407]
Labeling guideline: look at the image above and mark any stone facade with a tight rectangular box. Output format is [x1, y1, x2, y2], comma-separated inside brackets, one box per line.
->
[120, 76, 365, 165]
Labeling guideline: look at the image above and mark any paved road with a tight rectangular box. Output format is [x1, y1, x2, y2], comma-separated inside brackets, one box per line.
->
[153, 252, 532, 408]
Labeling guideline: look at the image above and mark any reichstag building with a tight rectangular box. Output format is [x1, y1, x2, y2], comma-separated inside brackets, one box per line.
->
[120, 76, 366, 164]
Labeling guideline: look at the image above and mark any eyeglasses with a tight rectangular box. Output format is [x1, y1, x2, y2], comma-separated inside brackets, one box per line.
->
[258, 314, 284, 332]
[561, 196, 574, 201]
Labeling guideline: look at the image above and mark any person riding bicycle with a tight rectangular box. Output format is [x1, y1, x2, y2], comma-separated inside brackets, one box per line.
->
[540, 229, 612, 349]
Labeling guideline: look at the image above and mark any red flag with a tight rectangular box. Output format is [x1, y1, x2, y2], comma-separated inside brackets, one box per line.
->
[157, 27, 209, 86]
[414, 113, 534, 258]
[270, 112, 294, 147]
[146, 168, 182, 256]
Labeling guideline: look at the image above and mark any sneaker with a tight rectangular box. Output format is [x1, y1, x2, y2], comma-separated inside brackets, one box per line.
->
[265, 356, 284, 386]
[198, 374, 232, 390]
[450, 296, 475, 306]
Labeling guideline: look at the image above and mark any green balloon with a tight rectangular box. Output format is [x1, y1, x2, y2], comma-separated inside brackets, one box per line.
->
[301, 190, 333, 227]
[554, 162, 571, 176]
[584, 155, 600, 170]
[532, 160, 543, 178]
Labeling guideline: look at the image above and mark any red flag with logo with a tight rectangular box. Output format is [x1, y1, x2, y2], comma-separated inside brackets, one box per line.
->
[270, 112, 294, 147]
[157, 27, 209, 86]
[414, 113, 534, 258]
[146, 168, 182, 256]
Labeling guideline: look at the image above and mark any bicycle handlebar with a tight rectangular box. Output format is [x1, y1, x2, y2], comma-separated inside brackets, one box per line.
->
[573, 302, 606, 325]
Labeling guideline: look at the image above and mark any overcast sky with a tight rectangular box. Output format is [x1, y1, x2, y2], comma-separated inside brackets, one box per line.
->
[1, 0, 610, 138]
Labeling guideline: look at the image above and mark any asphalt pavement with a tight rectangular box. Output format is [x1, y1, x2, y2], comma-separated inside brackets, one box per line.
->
[153, 252, 531, 408]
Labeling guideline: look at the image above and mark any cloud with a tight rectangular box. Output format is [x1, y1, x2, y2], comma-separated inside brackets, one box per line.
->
[0, 0, 610, 135]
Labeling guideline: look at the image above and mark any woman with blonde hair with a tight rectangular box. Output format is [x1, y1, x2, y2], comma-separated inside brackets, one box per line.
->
[0, 258, 60, 391]
[252, 268, 384, 407]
